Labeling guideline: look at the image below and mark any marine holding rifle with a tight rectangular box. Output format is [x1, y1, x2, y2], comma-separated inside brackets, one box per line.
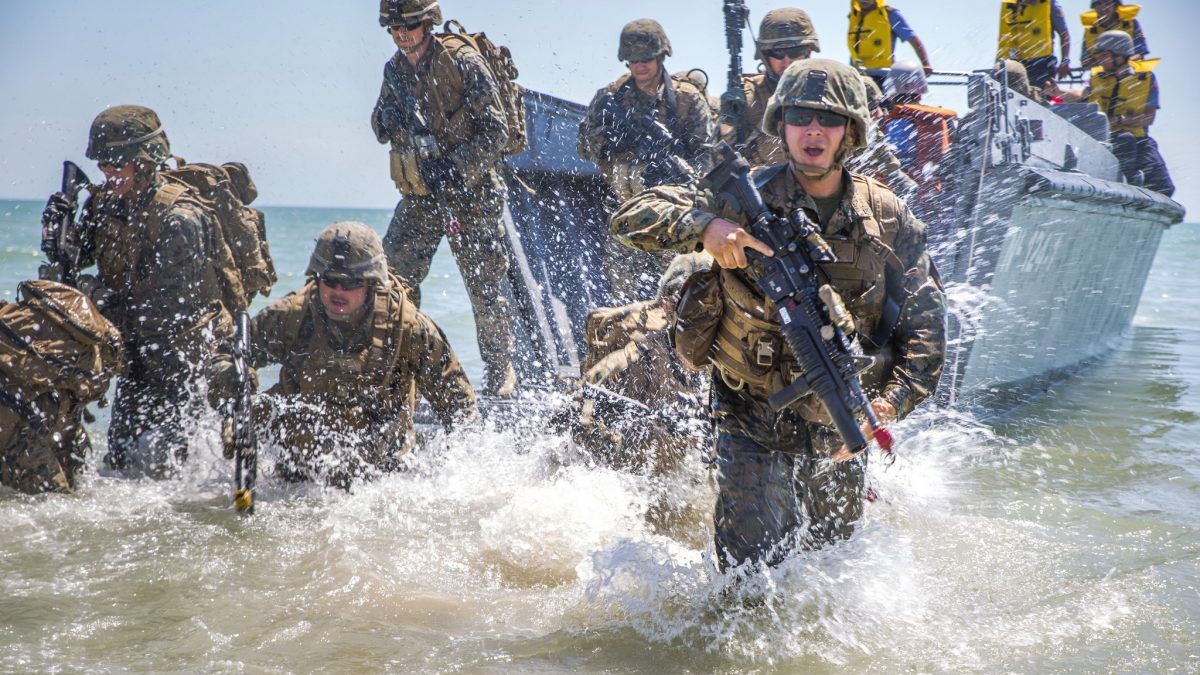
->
[611, 59, 946, 569]
[371, 0, 518, 397]
[577, 18, 716, 303]
[39, 105, 253, 476]
[208, 222, 478, 490]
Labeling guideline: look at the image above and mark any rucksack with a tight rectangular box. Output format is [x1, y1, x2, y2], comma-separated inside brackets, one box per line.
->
[158, 159, 277, 312]
[437, 20, 528, 156]
[0, 280, 123, 425]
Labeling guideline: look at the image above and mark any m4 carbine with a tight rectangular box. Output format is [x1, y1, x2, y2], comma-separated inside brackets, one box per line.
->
[230, 311, 258, 514]
[596, 93, 694, 188]
[39, 161, 91, 287]
[702, 143, 894, 459]
[719, 0, 751, 147]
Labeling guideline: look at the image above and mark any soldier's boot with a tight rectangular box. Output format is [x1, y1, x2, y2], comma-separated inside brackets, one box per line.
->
[484, 362, 518, 399]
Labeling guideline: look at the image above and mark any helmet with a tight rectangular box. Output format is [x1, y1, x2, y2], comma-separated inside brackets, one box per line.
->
[618, 19, 671, 62]
[886, 60, 928, 97]
[756, 8, 821, 57]
[860, 75, 884, 111]
[761, 59, 870, 152]
[379, 0, 441, 28]
[84, 105, 170, 167]
[991, 59, 1031, 97]
[1094, 30, 1135, 57]
[657, 252, 714, 300]
[306, 222, 388, 283]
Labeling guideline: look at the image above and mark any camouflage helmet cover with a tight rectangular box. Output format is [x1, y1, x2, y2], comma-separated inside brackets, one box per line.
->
[991, 59, 1031, 97]
[379, 0, 442, 28]
[306, 221, 388, 283]
[85, 105, 170, 167]
[618, 19, 672, 62]
[761, 59, 870, 152]
[1094, 29, 1135, 57]
[756, 8, 821, 57]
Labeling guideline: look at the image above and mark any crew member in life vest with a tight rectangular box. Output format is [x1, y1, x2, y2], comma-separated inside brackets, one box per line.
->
[1080, 0, 1149, 68]
[996, 0, 1072, 89]
[883, 61, 957, 217]
[209, 222, 478, 489]
[1045, 31, 1173, 197]
[847, 0, 933, 89]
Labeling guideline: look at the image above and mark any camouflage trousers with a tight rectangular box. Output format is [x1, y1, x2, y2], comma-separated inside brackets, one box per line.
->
[710, 381, 867, 570]
[384, 188, 513, 386]
[602, 238, 673, 305]
[0, 405, 88, 495]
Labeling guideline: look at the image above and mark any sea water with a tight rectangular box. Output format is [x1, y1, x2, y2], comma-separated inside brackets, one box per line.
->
[1, 199, 1197, 671]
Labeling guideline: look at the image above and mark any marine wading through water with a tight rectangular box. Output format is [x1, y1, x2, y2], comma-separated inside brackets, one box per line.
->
[9, 0, 1184, 583]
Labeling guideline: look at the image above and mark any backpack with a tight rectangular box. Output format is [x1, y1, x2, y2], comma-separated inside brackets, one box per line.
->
[0, 280, 123, 426]
[438, 20, 528, 156]
[159, 159, 277, 312]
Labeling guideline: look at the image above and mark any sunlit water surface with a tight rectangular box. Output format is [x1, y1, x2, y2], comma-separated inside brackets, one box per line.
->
[2, 201, 1197, 671]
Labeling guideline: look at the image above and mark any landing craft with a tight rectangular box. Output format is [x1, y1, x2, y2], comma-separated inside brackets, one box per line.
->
[497, 70, 1185, 412]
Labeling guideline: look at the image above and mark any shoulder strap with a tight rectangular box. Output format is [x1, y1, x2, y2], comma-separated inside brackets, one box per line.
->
[753, 163, 788, 189]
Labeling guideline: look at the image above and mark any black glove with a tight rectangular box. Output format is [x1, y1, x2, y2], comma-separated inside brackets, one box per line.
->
[42, 192, 72, 228]
[419, 156, 460, 190]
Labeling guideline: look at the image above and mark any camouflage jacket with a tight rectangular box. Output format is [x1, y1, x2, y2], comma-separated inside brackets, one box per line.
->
[719, 72, 786, 167]
[581, 300, 702, 406]
[578, 71, 716, 203]
[609, 166, 946, 421]
[848, 135, 919, 203]
[80, 177, 232, 358]
[371, 38, 509, 190]
[228, 278, 476, 440]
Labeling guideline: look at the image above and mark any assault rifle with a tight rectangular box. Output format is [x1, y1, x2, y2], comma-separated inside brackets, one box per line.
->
[230, 311, 258, 514]
[720, 0, 751, 147]
[702, 143, 894, 459]
[596, 93, 694, 187]
[39, 161, 92, 287]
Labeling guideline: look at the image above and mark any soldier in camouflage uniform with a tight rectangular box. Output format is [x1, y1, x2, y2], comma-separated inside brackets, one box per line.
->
[210, 222, 477, 489]
[578, 19, 716, 303]
[0, 281, 122, 494]
[40, 105, 235, 475]
[371, 0, 517, 396]
[611, 59, 946, 569]
[847, 75, 918, 202]
[720, 8, 821, 167]
[573, 253, 712, 473]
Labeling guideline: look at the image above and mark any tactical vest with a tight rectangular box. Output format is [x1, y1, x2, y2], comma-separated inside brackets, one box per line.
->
[1081, 5, 1141, 62]
[703, 173, 904, 424]
[268, 278, 416, 460]
[1089, 60, 1157, 138]
[438, 20, 527, 156]
[848, 3, 895, 69]
[87, 182, 230, 337]
[997, 0, 1054, 61]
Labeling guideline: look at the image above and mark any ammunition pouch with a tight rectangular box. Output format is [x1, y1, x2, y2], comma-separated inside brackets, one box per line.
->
[671, 265, 721, 371]
[390, 148, 432, 197]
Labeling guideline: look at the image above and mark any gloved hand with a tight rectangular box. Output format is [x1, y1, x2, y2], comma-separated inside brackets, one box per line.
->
[419, 156, 460, 190]
[41, 192, 72, 231]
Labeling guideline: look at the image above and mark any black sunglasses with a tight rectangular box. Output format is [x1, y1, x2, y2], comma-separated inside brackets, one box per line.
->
[319, 277, 367, 291]
[763, 46, 811, 60]
[389, 20, 426, 32]
[783, 108, 849, 128]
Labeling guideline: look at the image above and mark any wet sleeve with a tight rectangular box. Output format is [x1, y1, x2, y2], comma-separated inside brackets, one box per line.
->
[246, 297, 302, 368]
[577, 88, 615, 166]
[1051, 1, 1069, 35]
[882, 200, 946, 419]
[128, 203, 215, 342]
[446, 50, 509, 171]
[889, 8, 916, 42]
[371, 79, 394, 144]
[609, 184, 727, 254]
[679, 87, 717, 168]
[409, 310, 478, 427]
[1133, 20, 1149, 56]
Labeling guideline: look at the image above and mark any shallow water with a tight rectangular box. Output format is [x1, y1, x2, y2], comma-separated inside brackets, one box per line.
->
[2, 202, 1197, 671]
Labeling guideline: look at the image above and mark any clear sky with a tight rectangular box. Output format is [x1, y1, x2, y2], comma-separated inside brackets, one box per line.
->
[1, 1, 1195, 215]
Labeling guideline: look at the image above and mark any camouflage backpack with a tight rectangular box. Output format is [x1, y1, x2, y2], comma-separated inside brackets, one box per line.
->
[158, 159, 277, 312]
[437, 20, 528, 156]
[0, 280, 123, 427]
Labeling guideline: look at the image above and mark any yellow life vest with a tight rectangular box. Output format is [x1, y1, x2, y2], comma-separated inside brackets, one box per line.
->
[1081, 4, 1141, 62]
[1088, 59, 1158, 138]
[997, 0, 1054, 61]
[848, 2, 895, 70]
